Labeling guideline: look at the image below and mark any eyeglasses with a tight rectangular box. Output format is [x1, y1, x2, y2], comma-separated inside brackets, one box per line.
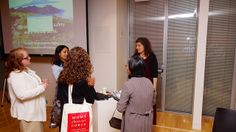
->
[23, 56, 30, 60]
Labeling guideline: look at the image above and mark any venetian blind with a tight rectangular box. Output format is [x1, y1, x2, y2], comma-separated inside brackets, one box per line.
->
[203, 0, 236, 116]
[128, 0, 164, 110]
[165, 0, 198, 113]
[129, 0, 164, 65]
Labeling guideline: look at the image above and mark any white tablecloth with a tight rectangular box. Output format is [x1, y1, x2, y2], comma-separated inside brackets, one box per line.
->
[92, 98, 122, 132]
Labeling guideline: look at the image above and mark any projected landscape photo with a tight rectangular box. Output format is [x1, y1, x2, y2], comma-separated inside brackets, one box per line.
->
[9, 0, 74, 51]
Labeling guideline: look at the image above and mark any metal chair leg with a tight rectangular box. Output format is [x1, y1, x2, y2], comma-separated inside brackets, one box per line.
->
[1, 79, 7, 107]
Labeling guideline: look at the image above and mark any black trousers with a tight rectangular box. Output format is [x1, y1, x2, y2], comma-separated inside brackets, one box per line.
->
[153, 104, 157, 124]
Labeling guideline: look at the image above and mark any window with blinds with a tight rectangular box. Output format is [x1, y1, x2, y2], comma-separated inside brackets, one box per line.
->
[128, 0, 164, 110]
[203, 0, 236, 116]
[128, 0, 164, 64]
[129, 0, 198, 113]
[129, 0, 235, 114]
[165, 0, 198, 113]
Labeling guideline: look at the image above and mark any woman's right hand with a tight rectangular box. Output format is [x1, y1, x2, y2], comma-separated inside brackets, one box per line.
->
[42, 79, 49, 89]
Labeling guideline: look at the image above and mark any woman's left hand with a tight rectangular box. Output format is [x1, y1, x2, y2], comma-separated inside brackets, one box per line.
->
[87, 77, 95, 86]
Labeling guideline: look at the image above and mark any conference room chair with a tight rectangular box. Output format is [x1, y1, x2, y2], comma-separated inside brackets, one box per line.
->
[212, 107, 236, 132]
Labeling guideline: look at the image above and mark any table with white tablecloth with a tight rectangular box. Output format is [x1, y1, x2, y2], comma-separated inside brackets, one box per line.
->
[92, 98, 122, 132]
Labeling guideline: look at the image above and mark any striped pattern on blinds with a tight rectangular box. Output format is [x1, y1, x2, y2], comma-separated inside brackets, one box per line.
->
[128, 0, 164, 65]
[165, 0, 198, 113]
[128, 0, 164, 110]
[203, 0, 236, 116]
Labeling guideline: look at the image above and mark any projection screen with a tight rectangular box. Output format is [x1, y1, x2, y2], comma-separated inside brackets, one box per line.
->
[0, 0, 87, 55]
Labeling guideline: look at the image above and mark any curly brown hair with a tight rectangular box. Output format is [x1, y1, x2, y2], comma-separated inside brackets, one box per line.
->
[58, 47, 93, 84]
[5, 47, 27, 78]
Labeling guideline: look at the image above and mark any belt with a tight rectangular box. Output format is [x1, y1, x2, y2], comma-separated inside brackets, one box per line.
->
[130, 110, 153, 116]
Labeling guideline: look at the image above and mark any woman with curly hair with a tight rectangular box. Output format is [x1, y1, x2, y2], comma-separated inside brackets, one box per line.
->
[5, 47, 49, 132]
[56, 47, 97, 130]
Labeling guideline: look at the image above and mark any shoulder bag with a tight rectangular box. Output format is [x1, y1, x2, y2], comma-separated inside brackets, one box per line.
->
[60, 85, 93, 132]
[109, 108, 122, 130]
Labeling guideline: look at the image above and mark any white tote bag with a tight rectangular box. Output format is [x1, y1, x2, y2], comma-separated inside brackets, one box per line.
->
[60, 85, 93, 132]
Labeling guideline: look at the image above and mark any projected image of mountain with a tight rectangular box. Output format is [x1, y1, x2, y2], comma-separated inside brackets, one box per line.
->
[8, 0, 74, 50]
[14, 5, 64, 15]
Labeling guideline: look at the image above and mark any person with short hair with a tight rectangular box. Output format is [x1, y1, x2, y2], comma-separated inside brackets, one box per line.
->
[117, 55, 154, 132]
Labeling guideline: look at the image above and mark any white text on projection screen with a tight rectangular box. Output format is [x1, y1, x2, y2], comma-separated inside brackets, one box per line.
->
[6, 0, 87, 55]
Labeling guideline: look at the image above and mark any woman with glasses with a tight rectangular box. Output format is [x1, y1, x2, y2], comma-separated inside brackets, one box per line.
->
[5, 47, 49, 132]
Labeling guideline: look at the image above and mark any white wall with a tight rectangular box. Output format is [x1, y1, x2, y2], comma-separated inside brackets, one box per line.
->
[88, 2, 128, 131]
[88, 0, 128, 92]
[116, 0, 129, 89]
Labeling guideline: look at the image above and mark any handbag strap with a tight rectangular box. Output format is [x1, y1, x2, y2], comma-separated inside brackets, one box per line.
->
[112, 108, 117, 117]
[68, 84, 87, 105]
[68, 84, 73, 104]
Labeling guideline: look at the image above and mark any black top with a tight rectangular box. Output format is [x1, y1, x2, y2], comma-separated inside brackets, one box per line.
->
[57, 80, 97, 108]
[143, 52, 158, 82]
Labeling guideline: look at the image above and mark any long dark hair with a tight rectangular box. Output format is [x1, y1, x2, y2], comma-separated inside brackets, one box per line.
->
[128, 55, 146, 78]
[134, 37, 153, 57]
[52, 45, 69, 66]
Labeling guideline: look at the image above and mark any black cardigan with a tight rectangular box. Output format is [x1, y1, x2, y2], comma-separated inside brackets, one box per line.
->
[57, 80, 97, 108]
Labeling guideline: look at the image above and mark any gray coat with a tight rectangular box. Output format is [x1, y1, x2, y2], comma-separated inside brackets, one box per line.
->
[117, 77, 154, 132]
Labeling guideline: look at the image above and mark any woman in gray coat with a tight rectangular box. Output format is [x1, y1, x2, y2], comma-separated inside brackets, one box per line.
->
[117, 55, 154, 132]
